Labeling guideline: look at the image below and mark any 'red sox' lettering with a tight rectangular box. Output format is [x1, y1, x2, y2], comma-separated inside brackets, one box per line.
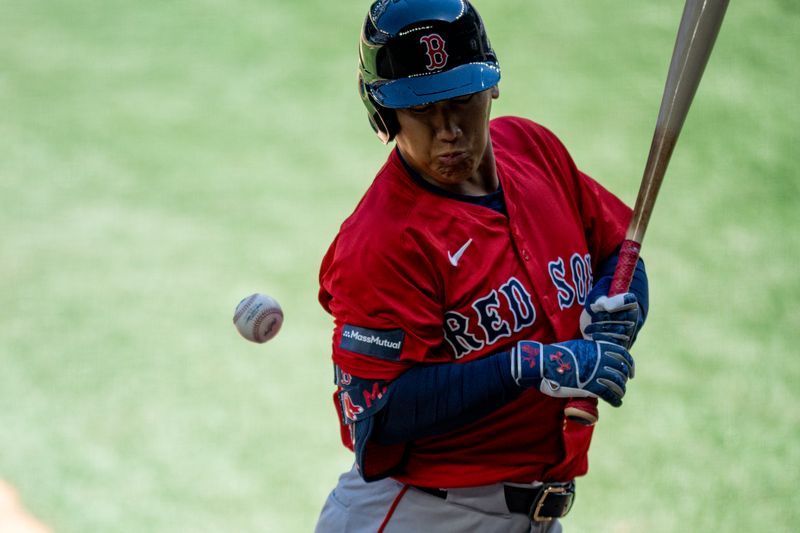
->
[444, 255, 593, 358]
[444, 276, 535, 358]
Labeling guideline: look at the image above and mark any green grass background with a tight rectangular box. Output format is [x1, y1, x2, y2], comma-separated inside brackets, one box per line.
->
[1, 1, 798, 531]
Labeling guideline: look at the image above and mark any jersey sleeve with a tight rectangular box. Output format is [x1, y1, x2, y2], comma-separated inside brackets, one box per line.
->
[574, 169, 632, 264]
[533, 121, 632, 265]
[319, 221, 446, 380]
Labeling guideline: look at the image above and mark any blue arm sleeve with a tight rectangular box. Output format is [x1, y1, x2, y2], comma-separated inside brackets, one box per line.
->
[339, 352, 522, 480]
[370, 351, 521, 445]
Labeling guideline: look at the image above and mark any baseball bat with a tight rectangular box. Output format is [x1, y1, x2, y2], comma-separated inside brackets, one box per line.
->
[565, 0, 730, 426]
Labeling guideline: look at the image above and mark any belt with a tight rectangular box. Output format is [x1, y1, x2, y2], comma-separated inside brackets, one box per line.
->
[413, 481, 575, 522]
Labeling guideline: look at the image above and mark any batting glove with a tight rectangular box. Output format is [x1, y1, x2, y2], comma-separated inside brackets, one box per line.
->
[509, 340, 634, 407]
[579, 276, 644, 350]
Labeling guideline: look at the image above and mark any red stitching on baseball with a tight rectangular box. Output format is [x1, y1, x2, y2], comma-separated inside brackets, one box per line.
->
[233, 294, 257, 323]
[253, 310, 282, 341]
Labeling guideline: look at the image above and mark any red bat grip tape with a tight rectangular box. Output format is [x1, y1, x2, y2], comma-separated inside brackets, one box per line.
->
[609, 239, 642, 297]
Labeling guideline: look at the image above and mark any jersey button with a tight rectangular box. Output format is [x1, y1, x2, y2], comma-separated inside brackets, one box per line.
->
[522, 250, 531, 261]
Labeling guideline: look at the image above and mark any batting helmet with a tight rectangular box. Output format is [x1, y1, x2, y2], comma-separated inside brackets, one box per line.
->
[358, 0, 501, 143]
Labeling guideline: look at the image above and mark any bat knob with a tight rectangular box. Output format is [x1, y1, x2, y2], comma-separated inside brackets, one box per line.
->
[564, 399, 598, 426]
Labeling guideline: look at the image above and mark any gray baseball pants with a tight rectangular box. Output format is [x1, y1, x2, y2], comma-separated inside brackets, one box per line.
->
[315, 465, 563, 533]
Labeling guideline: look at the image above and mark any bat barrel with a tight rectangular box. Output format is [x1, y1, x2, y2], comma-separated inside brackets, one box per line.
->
[567, 0, 729, 427]
[626, 0, 730, 245]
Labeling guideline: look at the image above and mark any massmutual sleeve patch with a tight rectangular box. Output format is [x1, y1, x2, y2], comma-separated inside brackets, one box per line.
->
[339, 324, 405, 361]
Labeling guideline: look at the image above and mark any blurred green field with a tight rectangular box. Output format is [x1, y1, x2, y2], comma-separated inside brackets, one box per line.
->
[1, 1, 798, 531]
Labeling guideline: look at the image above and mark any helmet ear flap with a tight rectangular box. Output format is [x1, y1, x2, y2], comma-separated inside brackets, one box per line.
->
[358, 74, 399, 144]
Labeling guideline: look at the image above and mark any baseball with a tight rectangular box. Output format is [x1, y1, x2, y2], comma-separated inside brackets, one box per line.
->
[233, 293, 284, 343]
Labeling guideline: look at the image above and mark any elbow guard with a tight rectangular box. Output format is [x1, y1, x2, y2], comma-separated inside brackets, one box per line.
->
[334, 366, 405, 481]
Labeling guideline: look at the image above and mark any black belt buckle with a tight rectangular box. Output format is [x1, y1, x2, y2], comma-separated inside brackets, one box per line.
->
[529, 481, 575, 522]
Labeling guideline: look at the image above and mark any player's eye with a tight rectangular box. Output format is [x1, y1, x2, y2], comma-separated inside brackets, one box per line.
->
[409, 104, 432, 114]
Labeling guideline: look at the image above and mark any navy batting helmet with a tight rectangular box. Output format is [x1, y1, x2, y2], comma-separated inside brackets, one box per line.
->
[358, 0, 501, 143]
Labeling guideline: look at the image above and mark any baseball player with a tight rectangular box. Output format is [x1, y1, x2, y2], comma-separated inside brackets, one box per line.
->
[315, 1, 649, 531]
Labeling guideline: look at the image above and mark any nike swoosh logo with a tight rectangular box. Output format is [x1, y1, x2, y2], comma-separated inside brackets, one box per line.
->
[447, 238, 473, 267]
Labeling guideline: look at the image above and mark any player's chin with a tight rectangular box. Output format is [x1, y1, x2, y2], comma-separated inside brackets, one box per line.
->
[433, 159, 475, 183]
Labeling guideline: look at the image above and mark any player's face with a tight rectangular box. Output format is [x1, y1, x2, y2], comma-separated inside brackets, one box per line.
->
[395, 87, 499, 195]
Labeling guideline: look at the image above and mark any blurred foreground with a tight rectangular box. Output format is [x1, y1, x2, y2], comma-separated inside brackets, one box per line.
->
[0, 482, 50, 533]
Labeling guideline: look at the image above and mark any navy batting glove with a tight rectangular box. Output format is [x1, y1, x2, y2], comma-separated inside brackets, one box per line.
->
[509, 339, 635, 407]
[579, 276, 644, 350]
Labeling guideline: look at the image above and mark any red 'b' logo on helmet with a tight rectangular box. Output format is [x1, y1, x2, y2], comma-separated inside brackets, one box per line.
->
[420, 34, 448, 71]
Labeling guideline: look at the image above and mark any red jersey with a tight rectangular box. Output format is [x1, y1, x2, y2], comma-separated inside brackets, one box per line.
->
[319, 116, 631, 487]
